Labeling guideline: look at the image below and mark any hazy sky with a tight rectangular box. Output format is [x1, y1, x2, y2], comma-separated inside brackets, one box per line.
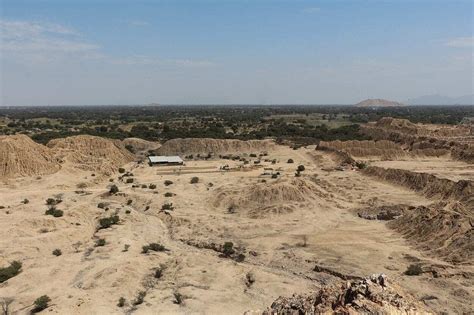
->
[1, 0, 473, 105]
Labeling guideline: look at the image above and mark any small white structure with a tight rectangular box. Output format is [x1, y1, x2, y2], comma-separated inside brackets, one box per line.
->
[148, 156, 184, 166]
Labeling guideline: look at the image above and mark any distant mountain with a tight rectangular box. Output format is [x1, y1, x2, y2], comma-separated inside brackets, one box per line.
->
[406, 94, 474, 105]
[354, 98, 405, 107]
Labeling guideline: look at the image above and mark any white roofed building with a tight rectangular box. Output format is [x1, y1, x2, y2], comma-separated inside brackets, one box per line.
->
[148, 156, 184, 165]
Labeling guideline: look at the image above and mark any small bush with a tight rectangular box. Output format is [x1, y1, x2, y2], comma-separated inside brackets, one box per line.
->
[109, 184, 119, 194]
[32, 295, 51, 313]
[245, 271, 255, 287]
[271, 174, 278, 179]
[22, 199, 29, 204]
[95, 238, 106, 247]
[222, 242, 235, 257]
[161, 203, 174, 211]
[97, 202, 106, 209]
[173, 292, 183, 305]
[142, 243, 166, 253]
[126, 178, 134, 184]
[149, 184, 157, 189]
[287, 159, 294, 163]
[52, 249, 62, 256]
[297, 165, 305, 172]
[133, 291, 146, 305]
[117, 297, 126, 307]
[123, 244, 130, 252]
[0, 261, 22, 283]
[125, 209, 131, 214]
[141, 184, 147, 189]
[356, 161, 368, 169]
[164, 192, 173, 197]
[45, 198, 57, 206]
[118, 167, 125, 173]
[154, 267, 163, 279]
[45, 207, 64, 218]
[127, 199, 133, 205]
[98, 215, 119, 229]
[249, 153, 257, 157]
[190, 177, 199, 184]
[405, 264, 423, 276]
[164, 180, 173, 186]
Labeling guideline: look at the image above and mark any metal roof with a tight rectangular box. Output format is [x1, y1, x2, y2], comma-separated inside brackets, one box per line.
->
[148, 156, 183, 163]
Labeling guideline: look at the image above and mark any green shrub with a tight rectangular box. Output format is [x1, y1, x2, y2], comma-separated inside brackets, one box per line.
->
[22, 199, 29, 204]
[154, 267, 163, 279]
[142, 243, 166, 253]
[95, 238, 106, 247]
[287, 159, 294, 163]
[32, 295, 51, 313]
[297, 165, 305, 172]
[355, 161, 368, 169]
[0, 261, 22, 283]
[52, 249, 62, 256]
[117, 297, 126, 307]
[149, 184, 157, 189]
[133, 291, 146, 305]
[98, 215, 119, 229]
[109, 184, 119, 194]
[126, 178, 134, 184]
[173, 292, 183, 305]
[190, 177, 199, 184]
[164, 180, 173, 186]
[118, 167, 125, 173]
[405, 264, 423, 276]
[127, 199, 133, 205]
[97, 202, 106, 209]
[45, 198, 57, 206]
[222, 242, 235, 257]
[161, 203, 174, 211]
[164, 192, 173, 197]
[45, 207, 64, 217]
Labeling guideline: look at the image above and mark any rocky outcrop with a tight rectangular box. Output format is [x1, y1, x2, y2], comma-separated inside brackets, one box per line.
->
[261, 274, 428, 314]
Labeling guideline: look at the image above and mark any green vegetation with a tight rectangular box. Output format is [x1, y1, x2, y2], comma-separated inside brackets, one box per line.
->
[32, 295, 51, 313]
[52, 249, 62, 256]
[222, 242, 235, 257]
[190, 177, 199, 184]
[95, 238, 106, 247]
[98, 215, 119, 229]
[0, 261, 22, 283]
[2, 105, 471, 145]
[142, 243, 166, 254]
[117, 297, 126, 307]
[45, 207, 64, 217]
[109, 184, 119, 194]
[132, 291, 146, 305]
[405, 264, 423, 276]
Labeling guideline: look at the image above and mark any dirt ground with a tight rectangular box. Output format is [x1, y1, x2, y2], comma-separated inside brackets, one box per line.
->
[0, 144, 472, 314]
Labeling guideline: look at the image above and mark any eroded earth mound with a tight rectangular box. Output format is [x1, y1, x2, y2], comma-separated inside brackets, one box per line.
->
[157, 138, 275, 156]
[0, 134, 60, 179]
[48, 135, 134, 175]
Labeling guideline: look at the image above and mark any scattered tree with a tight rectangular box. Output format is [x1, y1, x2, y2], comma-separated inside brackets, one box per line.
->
[0, 261, 22, 283]
[32, 295, 51, 313]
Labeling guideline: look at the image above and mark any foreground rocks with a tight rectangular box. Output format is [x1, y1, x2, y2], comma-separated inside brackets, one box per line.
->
[259, 274, 428, 314]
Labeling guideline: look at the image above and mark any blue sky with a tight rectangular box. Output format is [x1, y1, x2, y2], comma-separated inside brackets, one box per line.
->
[1, 0, 473, 105]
